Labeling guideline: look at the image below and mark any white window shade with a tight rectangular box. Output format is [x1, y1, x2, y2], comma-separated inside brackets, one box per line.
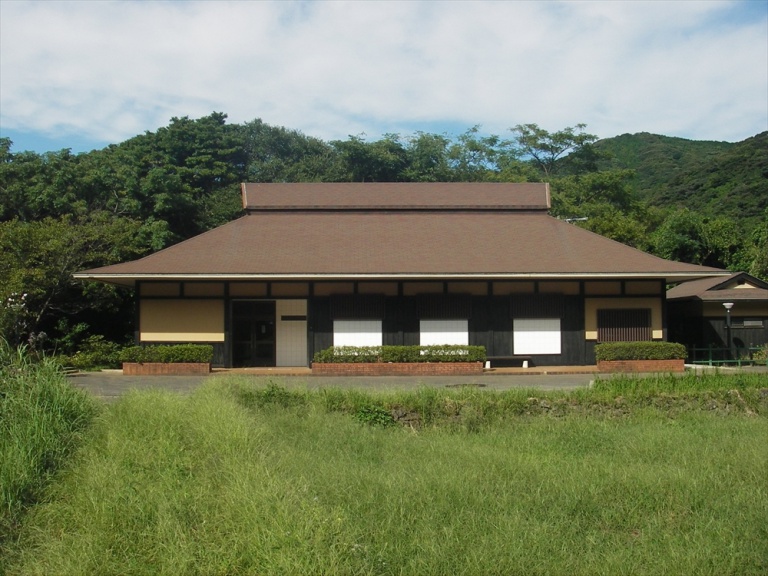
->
[420, 319, 469, 346]
[513, 318, 561, 355]
[333, 320, 382, 347]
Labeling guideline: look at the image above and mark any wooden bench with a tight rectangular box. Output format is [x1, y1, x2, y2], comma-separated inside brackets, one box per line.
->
[486, 356, 533, 368]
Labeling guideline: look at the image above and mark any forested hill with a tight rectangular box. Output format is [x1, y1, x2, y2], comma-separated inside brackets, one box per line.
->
[595, 131, 768, 223]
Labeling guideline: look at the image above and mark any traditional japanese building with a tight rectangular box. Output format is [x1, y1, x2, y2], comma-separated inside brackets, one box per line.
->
[74, 182, 729, 367]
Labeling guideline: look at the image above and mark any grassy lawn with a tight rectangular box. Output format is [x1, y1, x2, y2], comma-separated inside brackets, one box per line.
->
[2, 373, 767, 575]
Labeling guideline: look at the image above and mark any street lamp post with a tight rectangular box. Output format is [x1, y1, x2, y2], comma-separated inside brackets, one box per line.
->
[722, 302, 734, 359]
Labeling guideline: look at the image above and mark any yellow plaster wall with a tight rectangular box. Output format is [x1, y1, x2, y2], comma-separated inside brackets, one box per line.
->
[314, 283, 355, 296]
[184, 283, 225, 297]
[271, 283, 309, 297]
[584, 297, 663, 340]
[140, 300, 225, 342]
[357, 282, 399, 296]
[402, 282, 443, 295]
[447, 282, 488, 296]
[584, 281, 622, 295]
[229, 283, 268, 297]
[492, 282, 535, 295]
[140, 283, 181, 297]
[624, 281, 662, 295]
[538, 281, 580, 295]
[702, 301, 768, 317]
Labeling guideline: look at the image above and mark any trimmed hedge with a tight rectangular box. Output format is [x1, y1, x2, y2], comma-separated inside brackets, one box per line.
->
[119, 344, 214, 364]
[313, 345, 487, 364]
[595, 341, 686, 362]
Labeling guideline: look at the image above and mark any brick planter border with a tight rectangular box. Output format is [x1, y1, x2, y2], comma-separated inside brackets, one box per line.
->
[597, 359, 685, 373]
[312, 362, 484, 376]
[122, 362, 211, 376]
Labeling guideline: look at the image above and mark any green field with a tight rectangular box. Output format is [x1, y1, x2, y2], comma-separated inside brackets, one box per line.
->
[2, 366, 767, 575]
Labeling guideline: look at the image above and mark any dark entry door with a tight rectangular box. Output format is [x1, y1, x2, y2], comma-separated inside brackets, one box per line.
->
[232, 301, 276, 367]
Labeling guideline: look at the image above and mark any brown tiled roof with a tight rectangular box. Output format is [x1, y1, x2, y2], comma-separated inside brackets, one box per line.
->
[241, 182, 551, 211]
[696, 288, 768, 302]
[667, 272, 768, 302]
[76, 208, 728, 286]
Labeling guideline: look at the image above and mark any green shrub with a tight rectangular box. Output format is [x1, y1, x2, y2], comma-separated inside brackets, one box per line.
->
[380, 346, 420, 363]
[751, 345, 768, 365]
[119, 344, 213, 364]
[413, 345, 486, 363]
[353, 404, 396, 427]
[231, 382, 308, 410]
[313, 346, 381, 363]
[595, 341, 687, 361]
[61, 335, 123, 370]
[312, 345, 486, 364]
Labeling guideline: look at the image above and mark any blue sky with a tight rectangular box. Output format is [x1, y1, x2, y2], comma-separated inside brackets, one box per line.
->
[1, 0, 766, 154]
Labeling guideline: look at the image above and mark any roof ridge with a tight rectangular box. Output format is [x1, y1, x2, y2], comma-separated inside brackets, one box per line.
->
[240, 182, 552, 211]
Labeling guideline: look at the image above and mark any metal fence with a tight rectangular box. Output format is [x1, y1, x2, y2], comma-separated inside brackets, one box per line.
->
[688, 344, 767, 367]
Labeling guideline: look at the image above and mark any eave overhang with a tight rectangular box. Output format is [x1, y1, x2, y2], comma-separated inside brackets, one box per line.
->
[72, 270, 733, 289]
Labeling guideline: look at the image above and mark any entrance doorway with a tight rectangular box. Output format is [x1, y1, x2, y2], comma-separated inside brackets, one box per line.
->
[232, 301, 276, 367]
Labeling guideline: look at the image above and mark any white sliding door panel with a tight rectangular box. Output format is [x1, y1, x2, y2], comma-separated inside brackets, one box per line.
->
[420, 319, 469, 346]
[513, 318, 561, 355]
[333, 320, 383, 347]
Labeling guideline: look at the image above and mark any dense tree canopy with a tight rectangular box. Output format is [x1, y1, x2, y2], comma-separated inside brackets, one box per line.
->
[1, 114, 765, 352]
[0, 214, 152, 349]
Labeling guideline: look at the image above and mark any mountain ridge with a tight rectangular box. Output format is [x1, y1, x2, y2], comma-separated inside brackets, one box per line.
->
[594, 131, 767, 223]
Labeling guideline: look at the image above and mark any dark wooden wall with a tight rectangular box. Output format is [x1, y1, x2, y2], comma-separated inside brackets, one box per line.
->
[308, 294, 589, 366]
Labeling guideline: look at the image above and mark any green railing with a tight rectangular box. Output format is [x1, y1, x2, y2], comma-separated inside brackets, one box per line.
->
[688, 345, 767, 367]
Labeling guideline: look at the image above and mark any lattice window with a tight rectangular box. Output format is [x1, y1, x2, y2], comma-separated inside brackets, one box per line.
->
[597, 308, 651, 342]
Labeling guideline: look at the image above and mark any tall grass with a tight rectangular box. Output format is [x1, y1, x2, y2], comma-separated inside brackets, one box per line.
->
[5, 375, 767, 575]
[231, 372, 768, 429]
[592, 370, 767, 394]
[0, 341, 97, 560]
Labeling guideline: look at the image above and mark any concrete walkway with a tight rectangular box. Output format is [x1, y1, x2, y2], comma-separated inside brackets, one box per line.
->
[68, 367, 600, 401]
[68, 364, 767, 402]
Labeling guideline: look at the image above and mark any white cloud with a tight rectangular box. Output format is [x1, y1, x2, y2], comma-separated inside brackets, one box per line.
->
[1, 0, 765, 148]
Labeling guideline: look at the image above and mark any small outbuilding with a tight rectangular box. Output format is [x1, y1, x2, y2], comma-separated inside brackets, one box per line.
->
[667, 272, 768, 361]
[74, 182, 729, 368]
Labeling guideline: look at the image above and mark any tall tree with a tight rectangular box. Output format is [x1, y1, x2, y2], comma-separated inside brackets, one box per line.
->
[446, 126, 519, 182]
[551, 169, 639, 215]
[0, 215, 154, 347]
[242, 119, 338, 182]
[0, 143, 84, 222]
[401, 132, 453, 182]
[747, 210, 768, 280]
[331, 134, 409, 182]
[650, 208, 745, 270]
[510, 123, 598, 178]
